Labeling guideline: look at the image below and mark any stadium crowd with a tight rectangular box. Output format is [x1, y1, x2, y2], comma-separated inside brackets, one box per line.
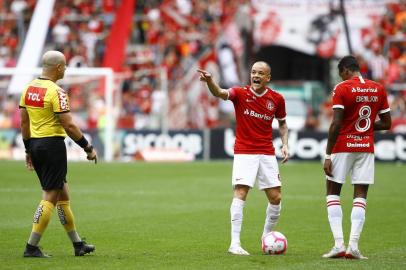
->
[0, 0, 405, 132]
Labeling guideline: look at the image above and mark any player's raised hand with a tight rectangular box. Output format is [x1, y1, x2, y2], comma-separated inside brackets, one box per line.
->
[197, 69, 212, 82]
[87, 148, 98, 164]
[281, 144, 289, 163]
[323, 159, 333, 177]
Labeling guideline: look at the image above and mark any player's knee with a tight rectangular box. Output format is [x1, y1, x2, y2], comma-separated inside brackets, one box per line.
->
[233, 185, 249, 200]
[269, 193, 281, 205]
[42, 190, 60, 205]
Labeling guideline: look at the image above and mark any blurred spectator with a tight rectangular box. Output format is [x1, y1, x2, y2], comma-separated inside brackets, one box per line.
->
[317, 94, 333, 132]
[0, 96, 19, 129]
[366, 41, 389, 83]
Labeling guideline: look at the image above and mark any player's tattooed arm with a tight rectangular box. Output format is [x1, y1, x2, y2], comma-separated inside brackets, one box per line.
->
[197, 69, 229, 100]
[278, 119, 289, 163]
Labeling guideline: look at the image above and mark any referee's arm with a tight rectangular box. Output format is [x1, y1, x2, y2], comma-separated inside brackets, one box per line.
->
[20, 108, 34, 170]
[20, 108, 31, 140]
[57, 112, 98, 163]
[57, 112, 85, 141]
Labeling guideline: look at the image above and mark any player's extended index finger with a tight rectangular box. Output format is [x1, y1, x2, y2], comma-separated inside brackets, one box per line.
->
[197, 69, 208, 75]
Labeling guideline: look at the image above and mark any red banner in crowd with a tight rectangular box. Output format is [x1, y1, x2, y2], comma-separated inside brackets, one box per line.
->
[102, 0, 135, 71]
[251, 0, 389, 58]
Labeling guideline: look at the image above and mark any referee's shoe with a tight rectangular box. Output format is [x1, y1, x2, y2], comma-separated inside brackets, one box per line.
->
[23, 244, 51, 258]
[73, 240, 95, 256]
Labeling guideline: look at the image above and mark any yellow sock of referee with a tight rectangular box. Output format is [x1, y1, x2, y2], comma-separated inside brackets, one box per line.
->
[56, 201, 82, 243]
[27, 200, 54, 246]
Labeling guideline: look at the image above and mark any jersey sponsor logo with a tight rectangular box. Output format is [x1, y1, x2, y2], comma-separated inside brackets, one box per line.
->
[346, 142, 370, 148]
[346, 134, 370, 141]
[57, 89, 69, 111]
[351, 87, 378, 93]
[244, 109, 273, 121]
[25, 86, 46, 107]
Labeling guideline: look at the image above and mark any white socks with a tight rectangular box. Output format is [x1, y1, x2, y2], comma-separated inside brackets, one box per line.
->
[262, 203, 281, 236]
[327, 195, 367, 250]
[230, 199, 281, 247]
[326, 195, 344, 247]
[230, 198, 245, 247]
[349, 198, 367, 250]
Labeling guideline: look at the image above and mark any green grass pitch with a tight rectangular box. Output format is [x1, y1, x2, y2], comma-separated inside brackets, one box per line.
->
[0, 160, 405, 270]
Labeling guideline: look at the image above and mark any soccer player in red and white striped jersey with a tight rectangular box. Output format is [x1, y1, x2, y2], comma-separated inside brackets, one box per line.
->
[323, 55, 391, 259]
[198, 61, 289, 255]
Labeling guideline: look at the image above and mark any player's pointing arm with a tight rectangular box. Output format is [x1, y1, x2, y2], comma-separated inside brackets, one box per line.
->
[197, 69, 229, 100]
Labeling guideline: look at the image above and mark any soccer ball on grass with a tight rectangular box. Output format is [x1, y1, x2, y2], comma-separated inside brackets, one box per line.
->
[261, 231, 287, 255]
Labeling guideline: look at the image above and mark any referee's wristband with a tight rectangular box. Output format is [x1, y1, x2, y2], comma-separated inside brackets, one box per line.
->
[84, 145, 94, 153]
[325, 154, 331, 160]
[23, 139, 30, 153]
[75, 136, 89, 149]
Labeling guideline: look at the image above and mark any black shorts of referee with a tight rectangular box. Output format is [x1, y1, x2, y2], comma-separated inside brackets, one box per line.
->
[29, 137, 67, 190]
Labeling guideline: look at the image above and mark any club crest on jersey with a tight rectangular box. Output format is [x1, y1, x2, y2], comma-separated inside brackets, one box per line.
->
[267, 100, 274, 111]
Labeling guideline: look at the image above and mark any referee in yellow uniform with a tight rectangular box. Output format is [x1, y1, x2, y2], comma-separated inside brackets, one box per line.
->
[20, 51, 97, 258]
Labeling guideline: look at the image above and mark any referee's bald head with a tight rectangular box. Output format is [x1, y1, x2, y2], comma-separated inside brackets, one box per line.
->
[42, 51, 65, 68]
[41, 51, 67, 81]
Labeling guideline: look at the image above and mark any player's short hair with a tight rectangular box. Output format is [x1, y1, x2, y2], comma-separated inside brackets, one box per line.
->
[338, 55, 360, 73]
[253, 61, 271, 74]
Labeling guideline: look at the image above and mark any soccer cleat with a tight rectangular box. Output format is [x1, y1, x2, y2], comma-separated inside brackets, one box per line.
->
[345, 247, 368, 260]
[23, 244, 51, 258]
[322, 245, 346, 258]
[73, 240, 95, 256]
[228, 245, 250, 256]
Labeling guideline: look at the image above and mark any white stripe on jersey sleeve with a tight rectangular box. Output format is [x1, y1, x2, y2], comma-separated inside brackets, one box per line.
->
[378, 108, 390, 114]
[276, 117, 286, 121]
[332, 104, 344, 109]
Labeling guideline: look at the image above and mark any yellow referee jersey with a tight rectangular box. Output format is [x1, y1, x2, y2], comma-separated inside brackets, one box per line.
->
[19, 78, 70, 138]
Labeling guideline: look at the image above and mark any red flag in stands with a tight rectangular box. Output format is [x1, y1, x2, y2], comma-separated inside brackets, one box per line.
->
[102, 0, 135, 71]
